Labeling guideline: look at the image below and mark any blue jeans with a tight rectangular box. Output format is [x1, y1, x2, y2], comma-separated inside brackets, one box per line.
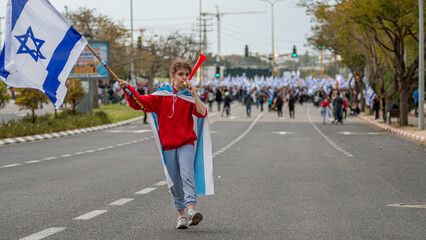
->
[334, 106, 342, 123]
[163, 145, 196, 210]
[246, 104, 252, 116]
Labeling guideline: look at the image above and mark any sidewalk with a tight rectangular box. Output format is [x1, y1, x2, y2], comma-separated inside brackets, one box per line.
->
[357, 106, 426, 143]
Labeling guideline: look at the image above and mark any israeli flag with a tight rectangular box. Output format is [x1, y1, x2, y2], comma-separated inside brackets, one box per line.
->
[0, 0, 87, 108]
[146, 85, 214, 196]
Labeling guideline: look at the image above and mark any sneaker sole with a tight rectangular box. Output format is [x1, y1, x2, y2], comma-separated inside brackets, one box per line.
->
[176, 225, 188, 229]
[188, 212, 203, 226]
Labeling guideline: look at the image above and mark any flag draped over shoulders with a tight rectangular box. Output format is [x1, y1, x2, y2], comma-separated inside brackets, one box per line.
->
[0, 0, 87, 108]
[146, 86, 214, 196]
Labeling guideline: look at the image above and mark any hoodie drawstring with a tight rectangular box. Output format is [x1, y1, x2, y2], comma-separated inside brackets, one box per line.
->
[168, 94, 178, 118]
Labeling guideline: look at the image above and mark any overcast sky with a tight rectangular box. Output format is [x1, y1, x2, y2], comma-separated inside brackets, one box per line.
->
[1, 0, 315, 56]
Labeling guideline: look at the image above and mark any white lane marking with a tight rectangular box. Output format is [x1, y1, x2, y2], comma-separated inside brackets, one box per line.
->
[135, 187, 156, 195]
[0, 163, 22, 168]
[307, 105, 353, 157]
[272, 131, 294, 135]
[154, 181, 167, 186]
[3, 137, 151, 169]
[213, 111, 266, 157]
[19, 227, 66, 240]
[74, 210, 108, 220]
[109, 198, 134, 206]
[25, 160, 41, 164]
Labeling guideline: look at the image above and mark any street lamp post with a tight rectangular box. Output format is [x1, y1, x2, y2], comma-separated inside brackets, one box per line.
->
[130, 0, 134, 85]
[419, 0, 424, 130]
[261, 0, 282, 78]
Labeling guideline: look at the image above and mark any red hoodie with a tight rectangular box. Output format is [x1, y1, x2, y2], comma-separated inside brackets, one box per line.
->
[123, 86, 207, 150]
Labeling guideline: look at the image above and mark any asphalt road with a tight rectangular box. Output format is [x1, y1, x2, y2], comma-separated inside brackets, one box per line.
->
[0, 103, 425, 240]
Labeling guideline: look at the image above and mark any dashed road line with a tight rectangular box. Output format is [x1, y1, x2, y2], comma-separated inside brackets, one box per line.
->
[109, 198, 134, 206]
[74, 210, 108, 220]
[19, 227, 66, 240]
[135, 187, 156, 195]
[0, 163, 22, 168]
[307, 105, 354, 158]
[0, 139, 148, 169]
[154, 180, 167, 186]
[213, 111, 266, 157]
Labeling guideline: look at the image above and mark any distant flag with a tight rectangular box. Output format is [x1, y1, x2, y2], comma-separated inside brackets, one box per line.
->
[0, 0, 87, 108]
[297, 79, 302, 86]
[364, 84, 376, 106]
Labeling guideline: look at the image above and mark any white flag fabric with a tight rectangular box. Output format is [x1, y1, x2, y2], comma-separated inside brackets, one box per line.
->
[364, 84, 376, 107]
[0, 0, 87, 108]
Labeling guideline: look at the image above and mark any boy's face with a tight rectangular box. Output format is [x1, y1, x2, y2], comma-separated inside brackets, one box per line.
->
[172, 68, 191, 90]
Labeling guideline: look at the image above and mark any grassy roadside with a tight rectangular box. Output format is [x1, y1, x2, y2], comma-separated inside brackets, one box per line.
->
[0, 104, 144, 139]
[94, 104, 144, 122]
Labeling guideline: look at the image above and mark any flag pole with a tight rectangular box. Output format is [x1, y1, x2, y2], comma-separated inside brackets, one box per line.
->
[85, 44, 145, 110]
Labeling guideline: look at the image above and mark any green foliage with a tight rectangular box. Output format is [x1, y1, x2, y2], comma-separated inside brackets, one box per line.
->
[0, 81, 9, 109]
[14, 88, 48, 122]
[64, 78, 86, 112]
[0, 110, 111, 139]
[94, 103, 144, 122]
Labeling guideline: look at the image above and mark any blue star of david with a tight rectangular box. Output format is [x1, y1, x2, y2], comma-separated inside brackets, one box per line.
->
[15, 26, 46, 62]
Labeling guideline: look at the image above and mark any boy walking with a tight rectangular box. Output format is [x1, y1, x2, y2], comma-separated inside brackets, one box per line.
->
[118, 59, 214, 229]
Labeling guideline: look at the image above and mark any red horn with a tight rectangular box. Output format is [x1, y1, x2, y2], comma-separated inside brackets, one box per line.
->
[188, 53, 208, 80]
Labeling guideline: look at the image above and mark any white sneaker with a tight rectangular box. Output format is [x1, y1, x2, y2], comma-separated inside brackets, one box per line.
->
[187, 209, 203, 226]
[176, 216, 188, 229]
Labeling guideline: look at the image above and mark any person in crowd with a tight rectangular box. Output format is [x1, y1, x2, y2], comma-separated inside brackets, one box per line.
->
[320, 96, 333, 124]
[275, 93, 284, 118]
[288, 93, 295, 118]
[372, 96, 381, 120]
[244, 91, 254, 117]
[332, 91, 344, 124]
[215, 88, 222, 112]
[413, 89, 419, 117]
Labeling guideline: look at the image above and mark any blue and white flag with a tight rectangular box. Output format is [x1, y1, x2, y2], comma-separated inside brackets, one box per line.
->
[364, 84, 376, 107]
[0, 0, 87, 108]
[146, 86, 214, 196]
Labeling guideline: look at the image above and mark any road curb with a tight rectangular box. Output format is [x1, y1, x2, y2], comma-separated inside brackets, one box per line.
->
[0, 116, 144, 146]
[357, 115, 426, 144]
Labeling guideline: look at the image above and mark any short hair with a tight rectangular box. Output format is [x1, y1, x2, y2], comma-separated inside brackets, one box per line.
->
[170, 58, 192, 77]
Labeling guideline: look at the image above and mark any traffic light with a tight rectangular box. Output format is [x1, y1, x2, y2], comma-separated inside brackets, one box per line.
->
[215, 64, 220, 78]
[318, 45, 322, 50]
[292, 45, 297, 58]
[245, 45, 249, 57]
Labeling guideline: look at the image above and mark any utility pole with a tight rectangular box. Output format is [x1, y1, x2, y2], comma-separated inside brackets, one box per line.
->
[130, 0, 135, 86]
[202, 7, 264, 79]
[261, 0, 282, 78]
[419, 0, 424, 130]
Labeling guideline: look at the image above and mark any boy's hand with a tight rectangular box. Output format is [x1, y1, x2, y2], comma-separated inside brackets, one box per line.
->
[117, 79, 129, 89]
[186, 81, 196, 95]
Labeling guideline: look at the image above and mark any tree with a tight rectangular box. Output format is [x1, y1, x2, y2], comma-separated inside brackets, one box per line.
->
[68, 8, 130, 107]
[14, 89, 48, 122]
[64, 79, 86, 112]
[0, 81, 9, 109]
[300, 0, 423, 125]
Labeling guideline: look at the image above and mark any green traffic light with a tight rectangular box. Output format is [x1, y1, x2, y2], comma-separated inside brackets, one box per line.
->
[215, 73, 220, 78]
[292, 53, 297, 58]
[318, 45, 322, 50]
